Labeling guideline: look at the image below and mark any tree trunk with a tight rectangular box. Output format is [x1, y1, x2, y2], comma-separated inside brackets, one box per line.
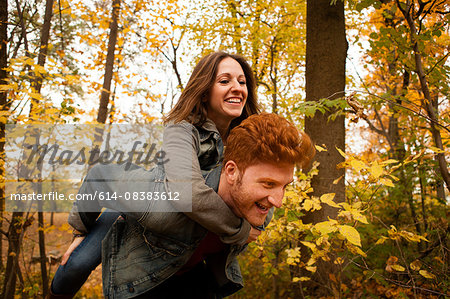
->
[3, 0, 54, 295]
[38, 207, 49, 297]
[97, 0, 121, 124]
[304, 0, 346, 206]
[29, 0, 54, 115]
[303, 0, 347, 294]
[0, 0, 8, 271]
[32, 0, 54, 294]
[1, 212, 29, 299]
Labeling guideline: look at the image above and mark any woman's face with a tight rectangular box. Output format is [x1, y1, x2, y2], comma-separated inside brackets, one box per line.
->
[206, 57, 248, 126]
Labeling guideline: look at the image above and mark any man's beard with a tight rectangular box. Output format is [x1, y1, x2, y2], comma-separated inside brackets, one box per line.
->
[230, 174, 265, 226]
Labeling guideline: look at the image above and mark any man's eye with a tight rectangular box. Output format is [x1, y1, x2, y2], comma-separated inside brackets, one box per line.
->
[263, 182, 274, 188]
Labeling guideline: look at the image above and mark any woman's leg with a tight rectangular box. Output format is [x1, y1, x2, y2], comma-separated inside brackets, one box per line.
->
[51, 210, 120, 295]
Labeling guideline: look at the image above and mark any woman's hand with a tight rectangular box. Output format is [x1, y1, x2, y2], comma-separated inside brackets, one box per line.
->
[61, 236, 85, 265]
[246, 227, 262, 244]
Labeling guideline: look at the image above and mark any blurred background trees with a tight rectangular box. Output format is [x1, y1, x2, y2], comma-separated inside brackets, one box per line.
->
[0, 0, 448, 297]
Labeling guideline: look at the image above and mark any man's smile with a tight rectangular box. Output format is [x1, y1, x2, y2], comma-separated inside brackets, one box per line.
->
[255, 201, 270, 214]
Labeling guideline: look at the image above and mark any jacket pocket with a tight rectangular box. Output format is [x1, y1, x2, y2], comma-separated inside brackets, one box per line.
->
[142, 228, 190, 257]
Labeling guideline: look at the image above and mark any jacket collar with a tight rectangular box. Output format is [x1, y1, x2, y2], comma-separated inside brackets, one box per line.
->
[200, 118, 220, 135]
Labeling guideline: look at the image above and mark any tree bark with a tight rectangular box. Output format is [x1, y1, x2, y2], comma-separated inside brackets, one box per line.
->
[0, 0, 8, 271]
[303, 0, 347, 294]
[97, 0, 121, 124]
[38, 207, 48, 297]
[304, 0, 347, 215]
[29, 0, 54, 115]
[1, 212, 32, 299]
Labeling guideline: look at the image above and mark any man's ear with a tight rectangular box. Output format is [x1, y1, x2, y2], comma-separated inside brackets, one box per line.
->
[224, 160, 240, 185]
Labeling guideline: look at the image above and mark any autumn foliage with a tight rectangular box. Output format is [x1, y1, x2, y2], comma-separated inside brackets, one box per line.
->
[0, 0, 448, 298]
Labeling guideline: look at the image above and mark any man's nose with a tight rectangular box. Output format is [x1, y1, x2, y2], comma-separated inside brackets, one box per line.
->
[267, 189, 284, 208]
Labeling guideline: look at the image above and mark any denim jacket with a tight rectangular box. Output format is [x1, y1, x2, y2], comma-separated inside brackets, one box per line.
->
[68, 120, 274, 298]
[101, 165, 273, 298]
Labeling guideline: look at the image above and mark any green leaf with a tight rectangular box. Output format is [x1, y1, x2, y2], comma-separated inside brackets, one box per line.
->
[369, 32, 378, 39]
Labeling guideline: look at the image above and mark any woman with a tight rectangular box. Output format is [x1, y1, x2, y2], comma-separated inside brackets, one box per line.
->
[49, 51, 260, 298]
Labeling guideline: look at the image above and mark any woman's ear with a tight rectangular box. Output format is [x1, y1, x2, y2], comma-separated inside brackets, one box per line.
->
[224, 160, 239, 184]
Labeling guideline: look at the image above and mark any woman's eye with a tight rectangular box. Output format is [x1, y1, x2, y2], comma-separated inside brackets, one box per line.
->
[239, 81, 246, 85]
[219, 80, 229, 84]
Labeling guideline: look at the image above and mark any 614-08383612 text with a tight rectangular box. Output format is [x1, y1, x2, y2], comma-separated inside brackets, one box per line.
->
[9, 191, 180, 201]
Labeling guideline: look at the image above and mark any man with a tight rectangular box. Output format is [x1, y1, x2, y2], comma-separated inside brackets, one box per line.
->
[65, 113, 314, 298]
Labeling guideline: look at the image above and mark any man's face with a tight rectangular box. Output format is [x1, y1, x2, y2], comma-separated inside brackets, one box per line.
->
[229, 162, 294, 227]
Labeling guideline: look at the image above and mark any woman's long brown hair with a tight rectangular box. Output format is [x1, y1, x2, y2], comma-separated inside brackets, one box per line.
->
[163, 51, 260, 130]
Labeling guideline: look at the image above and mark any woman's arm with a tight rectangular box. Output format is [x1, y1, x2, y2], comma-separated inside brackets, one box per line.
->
[162, 122, 250, 245]
[67, 122, 250, 245]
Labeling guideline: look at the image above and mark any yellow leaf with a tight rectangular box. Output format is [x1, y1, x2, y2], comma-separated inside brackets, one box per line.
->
[338, 225, 361, 247]
[333, 175, 343, 184]
[350, 210, 368, 224]
[302, 199, 313, 211]
[434, 256, 444, 264]
[0, 84, 11, 91]
[381, 159, 398, 165]
[388, 174, 400, 181]
[391, 264, 405, 272]
[419, 270, 436, 279]
[320, 193, 340, 208]
[305, 266, 316, 273]
[286, 257, 297, 265]
[350, 159, 366, 172]
[293, 277, 310, 282]
[410, 260, 421, 271]
[315, 144, 327, 152]
[335, 147, 347, 158]
[379, 178, 394, 187]
[34, 64, 46, 75]
[375, 236, 388, 245]
[429, 146, 444, 153]
[301, 241, 316, 250]
[370, 162, 383, 179]
[347, 243, 367, 257]
[286, 248, 301, 258]
[302, 197, 321, 212]
[334, 257, 344, 265]
[314, 221, 337, 235]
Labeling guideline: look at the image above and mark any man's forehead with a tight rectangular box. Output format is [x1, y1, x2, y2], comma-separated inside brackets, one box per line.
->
[241, 162, 294, 181]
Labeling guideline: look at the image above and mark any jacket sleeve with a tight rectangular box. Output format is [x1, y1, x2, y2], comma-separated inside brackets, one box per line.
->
[163, 122, 250, 245]
[67, 163, 149, 233]
[67, 204, 95, 234]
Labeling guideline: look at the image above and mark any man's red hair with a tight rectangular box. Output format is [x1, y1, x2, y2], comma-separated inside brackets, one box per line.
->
[224, 113, 315, 171]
